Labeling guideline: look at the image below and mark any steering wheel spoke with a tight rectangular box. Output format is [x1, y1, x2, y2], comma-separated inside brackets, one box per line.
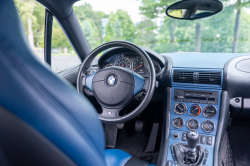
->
[98, 107, 123, 122]
[142, 77, 150, 92]
[78, 73, 86, 93]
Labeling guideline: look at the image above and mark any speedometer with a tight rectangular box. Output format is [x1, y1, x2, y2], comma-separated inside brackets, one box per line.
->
[114, 57, 131, 69]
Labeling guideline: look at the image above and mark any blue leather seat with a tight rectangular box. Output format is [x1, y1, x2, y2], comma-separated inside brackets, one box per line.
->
[0, 0, 155, 166]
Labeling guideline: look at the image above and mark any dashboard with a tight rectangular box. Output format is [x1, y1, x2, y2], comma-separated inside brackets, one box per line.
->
[80, 46, 250, 166]
[99, 52, 162, 75]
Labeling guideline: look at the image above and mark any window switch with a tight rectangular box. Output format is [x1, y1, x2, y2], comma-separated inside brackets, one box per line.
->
[207, 136, 212, 145]
[200, 135, 206, 144]
[182, 132, 187, 141]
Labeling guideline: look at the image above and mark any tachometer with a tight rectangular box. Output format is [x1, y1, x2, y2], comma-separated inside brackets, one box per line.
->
[133, 57, 145, 73]
[114, 57, 131, 69]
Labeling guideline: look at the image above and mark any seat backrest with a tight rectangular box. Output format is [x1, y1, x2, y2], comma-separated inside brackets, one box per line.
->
[0, 0, 106, 165]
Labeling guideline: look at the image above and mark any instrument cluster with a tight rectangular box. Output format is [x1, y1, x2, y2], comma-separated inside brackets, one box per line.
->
[101, 52, 162, 75]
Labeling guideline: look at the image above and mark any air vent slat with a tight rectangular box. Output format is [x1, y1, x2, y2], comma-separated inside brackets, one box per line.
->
[198, 72, 221, 85]
[173, 70, 194, 83]
[173, 70, 222, 86]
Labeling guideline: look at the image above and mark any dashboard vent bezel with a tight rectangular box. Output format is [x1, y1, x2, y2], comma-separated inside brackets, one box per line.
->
[172, 69, 222, 87]
[173, 70, 195, 84]
[198, 71, 221, 85]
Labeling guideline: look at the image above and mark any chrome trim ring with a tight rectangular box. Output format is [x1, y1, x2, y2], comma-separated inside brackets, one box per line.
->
[203, 105, 217, 118]
[188, 104, 202, 117]
[201, 120, 215, 133]
[174, 103, 187, 115]
[172, 117, 185, 129]
[186, 118, 200, 130]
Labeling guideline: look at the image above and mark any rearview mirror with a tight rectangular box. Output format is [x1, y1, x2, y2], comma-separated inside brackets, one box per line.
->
[166, 0, 223, 20]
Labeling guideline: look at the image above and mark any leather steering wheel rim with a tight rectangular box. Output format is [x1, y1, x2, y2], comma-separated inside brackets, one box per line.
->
[77, 41, 155, 123]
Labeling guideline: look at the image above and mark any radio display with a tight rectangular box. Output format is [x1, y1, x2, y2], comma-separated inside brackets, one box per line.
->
[174, 89, 218, 105]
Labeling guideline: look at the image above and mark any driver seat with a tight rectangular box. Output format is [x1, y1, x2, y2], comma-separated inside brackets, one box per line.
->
[0, 0, 155, 166]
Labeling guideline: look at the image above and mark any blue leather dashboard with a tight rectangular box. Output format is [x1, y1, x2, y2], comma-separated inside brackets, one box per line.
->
[162, 53, 247, 68]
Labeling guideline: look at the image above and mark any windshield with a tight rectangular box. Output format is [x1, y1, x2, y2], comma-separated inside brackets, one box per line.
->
[74, 0, 250, 53]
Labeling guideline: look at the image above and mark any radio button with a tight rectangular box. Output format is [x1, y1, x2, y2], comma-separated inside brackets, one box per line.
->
[208, 101, 215, 104]
[184, 99, 191, 102]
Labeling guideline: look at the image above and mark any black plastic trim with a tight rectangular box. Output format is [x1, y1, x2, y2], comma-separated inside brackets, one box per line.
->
[57, 64, 81, 85]
[156, 87, 171, 166]
[36, 0, 91, 61]
[157, 56, 172, 91]
[44, 10, 53, 65]
[214, 91, 230, 166]
[223, 55, 250, 98]
[165, 0, 223, 21]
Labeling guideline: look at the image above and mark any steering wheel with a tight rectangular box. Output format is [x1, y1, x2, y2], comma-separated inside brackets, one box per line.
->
[77, 41, 155, 123]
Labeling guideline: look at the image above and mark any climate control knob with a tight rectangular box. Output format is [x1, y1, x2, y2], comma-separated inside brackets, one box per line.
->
[174, 103, 187, 115]
[203, 105, 217, 118]
[188, 104, 201, 117]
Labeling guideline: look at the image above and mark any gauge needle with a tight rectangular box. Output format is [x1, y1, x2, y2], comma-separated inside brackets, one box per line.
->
[133, 64, 143, 70]
[204, 126, 208, 129]
[189, 124, 193, 127]
[120, 64, 125, 67]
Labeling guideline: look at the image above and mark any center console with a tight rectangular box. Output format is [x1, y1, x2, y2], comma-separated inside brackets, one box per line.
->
[166, 87, 221, 166]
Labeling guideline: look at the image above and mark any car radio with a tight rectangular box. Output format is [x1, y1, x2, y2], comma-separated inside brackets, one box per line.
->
[174, 89, 219, 105]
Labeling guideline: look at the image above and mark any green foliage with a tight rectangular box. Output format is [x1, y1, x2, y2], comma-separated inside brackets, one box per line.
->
[51, 20, 72, 49]
[14, 0, 250, 54]
[140, 0, 174, 19]
[135, 18, 157, 49]
[104, 10, 136, 42]
[73, 4, 108, 48]
[80, 19, 101, 49]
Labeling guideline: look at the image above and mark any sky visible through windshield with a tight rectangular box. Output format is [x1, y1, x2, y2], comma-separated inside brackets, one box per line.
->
[74, 0, 250, 54]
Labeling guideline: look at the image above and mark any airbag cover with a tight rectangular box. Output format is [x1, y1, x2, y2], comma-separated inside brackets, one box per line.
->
[92, 67, 134, 108]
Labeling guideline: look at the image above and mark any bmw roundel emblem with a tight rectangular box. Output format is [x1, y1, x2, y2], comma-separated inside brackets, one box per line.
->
[107, 75, 117, 86]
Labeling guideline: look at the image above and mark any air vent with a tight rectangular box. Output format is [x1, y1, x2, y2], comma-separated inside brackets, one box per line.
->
[173, 70, 222, 86]
[198, 72, 221, 85]
[173, 71, 194, 83]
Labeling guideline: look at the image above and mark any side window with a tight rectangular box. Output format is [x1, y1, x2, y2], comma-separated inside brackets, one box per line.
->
[51, 20, 81, 73]
[14, 0, 45, 62]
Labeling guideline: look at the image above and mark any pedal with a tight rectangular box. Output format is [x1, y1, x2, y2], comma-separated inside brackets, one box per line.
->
[144, 123, 159, 153]
[135, 120, 144, 132]
[104, 124, 118, 148]
[117, 123, 124, 129]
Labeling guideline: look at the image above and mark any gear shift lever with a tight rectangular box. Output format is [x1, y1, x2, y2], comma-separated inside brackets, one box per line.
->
[186, 130, 199, 163]
[171, 130, 208, 165]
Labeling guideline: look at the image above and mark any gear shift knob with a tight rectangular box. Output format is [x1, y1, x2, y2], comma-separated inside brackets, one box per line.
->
[186, 130, 199, 151]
